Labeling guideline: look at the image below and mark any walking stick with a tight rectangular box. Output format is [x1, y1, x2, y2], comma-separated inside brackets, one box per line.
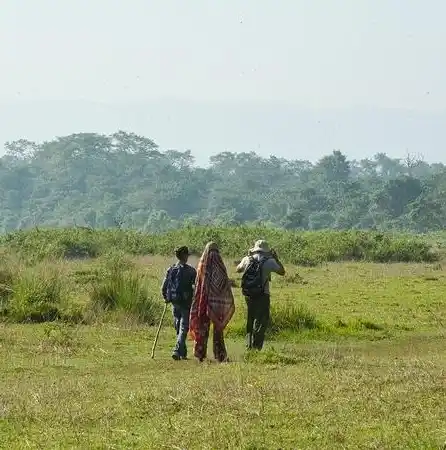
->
[151, 302, 168, 359]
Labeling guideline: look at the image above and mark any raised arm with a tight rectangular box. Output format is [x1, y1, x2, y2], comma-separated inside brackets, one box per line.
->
[270, 250, 285, 276]
[236, 257, 248, 273]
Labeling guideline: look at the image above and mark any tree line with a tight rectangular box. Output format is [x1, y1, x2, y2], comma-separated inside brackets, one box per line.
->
[1, 130, 445, 233]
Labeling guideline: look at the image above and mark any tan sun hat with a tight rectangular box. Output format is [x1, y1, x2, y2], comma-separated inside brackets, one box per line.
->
[249, 240, 270, 254]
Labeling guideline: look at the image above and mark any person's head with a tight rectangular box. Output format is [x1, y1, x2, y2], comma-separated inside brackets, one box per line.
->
[175, 246, 190, 264]
[199, 241, 219, 263]
[249, 239, 270, 255]
[204, 241, 219, 253]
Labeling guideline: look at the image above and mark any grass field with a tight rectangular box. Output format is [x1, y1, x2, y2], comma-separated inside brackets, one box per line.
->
[1, 248, 445, 449]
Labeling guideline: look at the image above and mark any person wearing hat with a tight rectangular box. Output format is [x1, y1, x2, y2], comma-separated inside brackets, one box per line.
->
[161, 246, 197, 360]
[236, 240, 285, 350]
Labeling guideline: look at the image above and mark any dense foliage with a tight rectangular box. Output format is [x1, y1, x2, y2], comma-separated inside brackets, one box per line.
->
[0, 227, 437, 265]
[1, 131, 446, 232]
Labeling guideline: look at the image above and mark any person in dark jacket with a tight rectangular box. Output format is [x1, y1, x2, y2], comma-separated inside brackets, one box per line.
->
[161, 246, 197, 360]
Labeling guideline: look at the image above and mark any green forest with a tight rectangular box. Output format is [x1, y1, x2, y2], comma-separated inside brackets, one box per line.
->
[1, 130, 445, 233]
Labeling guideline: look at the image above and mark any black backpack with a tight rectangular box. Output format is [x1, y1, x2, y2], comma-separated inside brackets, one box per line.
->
[165, 264, 185, 303]
[241, 256, 267, 297]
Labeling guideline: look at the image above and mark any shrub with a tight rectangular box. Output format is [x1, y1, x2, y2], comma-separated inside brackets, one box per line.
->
[269, 303, 320, 335]
[100, 251, 135, 273]
[0, 265, 14, 316]
[59, 238, 99, 259]
[89, 271, 162, 324]
[369, 238, 436, 262]
[8, 267, 67, 322]
[0, 226, 438, 264]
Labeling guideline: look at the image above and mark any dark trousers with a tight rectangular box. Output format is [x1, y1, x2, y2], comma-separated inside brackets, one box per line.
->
[245, 294, 270, 350]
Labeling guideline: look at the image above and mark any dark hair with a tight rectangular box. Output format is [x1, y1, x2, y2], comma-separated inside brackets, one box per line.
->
[175, 246, 189, 259]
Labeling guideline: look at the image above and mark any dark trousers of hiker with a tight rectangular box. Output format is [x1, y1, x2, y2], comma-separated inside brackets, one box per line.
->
[245, 294, 270, 350]
[172, 304, 190, 358]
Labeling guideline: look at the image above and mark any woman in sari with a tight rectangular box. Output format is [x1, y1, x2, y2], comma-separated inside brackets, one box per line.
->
[189, 242, 235, 362]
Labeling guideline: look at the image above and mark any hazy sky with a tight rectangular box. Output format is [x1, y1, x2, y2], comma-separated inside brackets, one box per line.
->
[1, 0, 446, 162]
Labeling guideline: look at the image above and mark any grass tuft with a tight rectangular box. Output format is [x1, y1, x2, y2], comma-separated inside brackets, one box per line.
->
[358, 319, 384, 331]
[40, 323, 81, 352]
[0, 266, 14, 316]
[8, 267, 66, 323]
[269, 303, 320, 335]
[244, 348, 300, 365]
[90, 271, 162, 325]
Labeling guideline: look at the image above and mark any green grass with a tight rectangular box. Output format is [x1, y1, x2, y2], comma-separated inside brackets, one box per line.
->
[0, 227, 445, 448]
[0, 226, 438, 265]
[0, 325, 444, 449]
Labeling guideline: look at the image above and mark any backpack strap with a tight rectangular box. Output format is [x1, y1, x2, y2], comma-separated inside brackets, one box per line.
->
[250, 255, 269, 291]
[162, 265, 175, 301]
[259, 256, 269, 290]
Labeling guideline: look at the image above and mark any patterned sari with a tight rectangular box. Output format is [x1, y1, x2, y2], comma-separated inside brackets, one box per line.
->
[190, 242, 235, 361]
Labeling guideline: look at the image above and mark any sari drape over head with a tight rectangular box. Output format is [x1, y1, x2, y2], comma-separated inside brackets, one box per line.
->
[190, 242, 235, 340]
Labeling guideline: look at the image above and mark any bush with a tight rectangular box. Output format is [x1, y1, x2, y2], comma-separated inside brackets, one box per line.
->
[0, 264, 14, 313]
[89, 271, 162, 325]
[0, 270, 13, 318]
[0, 226, 438, 264]
[8, 268, 67, 322]
[269, 303, 320, 335]
[369, 237, 436, 262]
[100, 251, 135, 273]
[59, 238, 99, 259]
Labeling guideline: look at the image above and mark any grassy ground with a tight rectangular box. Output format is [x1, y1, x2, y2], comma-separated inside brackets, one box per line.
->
[1, 258, 446, 449]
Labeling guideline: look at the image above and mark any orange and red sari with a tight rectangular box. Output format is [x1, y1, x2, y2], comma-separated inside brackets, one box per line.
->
[189, 242, 235, 362]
